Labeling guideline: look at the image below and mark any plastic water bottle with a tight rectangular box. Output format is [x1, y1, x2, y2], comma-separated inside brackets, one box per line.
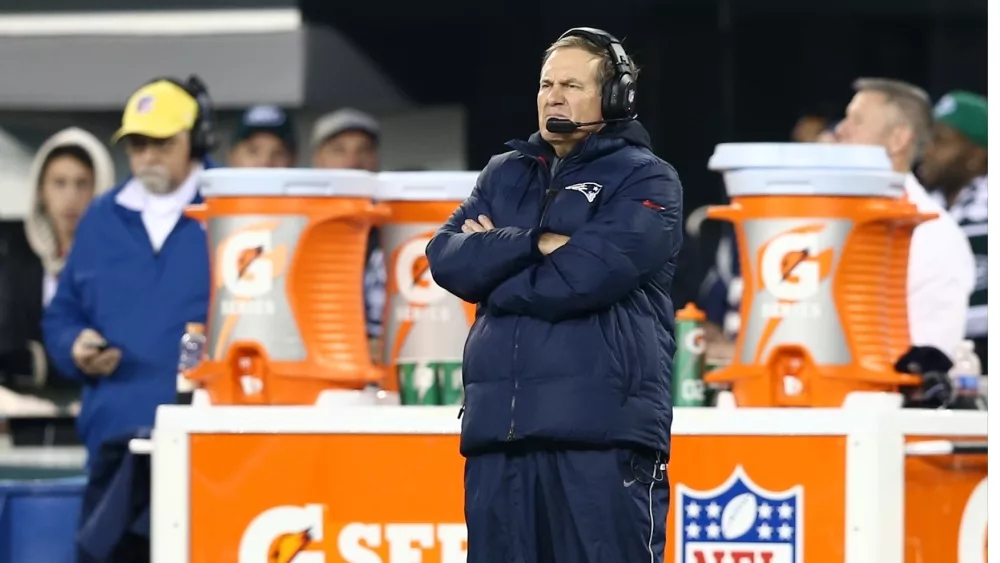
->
[176, 322, 207, 405]
[948, 340, 983, 410]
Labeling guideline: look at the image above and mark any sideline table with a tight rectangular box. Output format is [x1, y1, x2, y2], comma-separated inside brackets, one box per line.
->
[0, 434, 86, 480]
[150, 393, 987, 563]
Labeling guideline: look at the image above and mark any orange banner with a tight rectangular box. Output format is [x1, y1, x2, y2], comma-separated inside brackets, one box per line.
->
[904, 437, 987, 563]
[189, 434, 465, 563]
[187, 432, 985, 563]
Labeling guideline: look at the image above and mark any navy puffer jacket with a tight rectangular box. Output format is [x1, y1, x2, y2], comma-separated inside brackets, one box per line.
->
[426, 120, 682, 457]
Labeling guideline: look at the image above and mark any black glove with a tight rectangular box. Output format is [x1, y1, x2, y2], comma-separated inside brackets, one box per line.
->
[895, 346, 953, 409]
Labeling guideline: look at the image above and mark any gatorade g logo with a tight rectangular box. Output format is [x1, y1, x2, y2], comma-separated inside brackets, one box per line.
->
[683, 327, 706, 355]
[219, 222, 288, 299]
[747, 223, 835, 362]
[395, 234, 448, 307]
[218, 221, 289, 299]
[756, 224, 834, 322]
[759, 224, 834, 301]
[239, 504, 325, 563]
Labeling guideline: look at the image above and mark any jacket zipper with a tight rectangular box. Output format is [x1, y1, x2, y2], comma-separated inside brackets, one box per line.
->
[507, 160, 561, 442]
[506, 330, 519, 440]
[538, 188, 559, 227]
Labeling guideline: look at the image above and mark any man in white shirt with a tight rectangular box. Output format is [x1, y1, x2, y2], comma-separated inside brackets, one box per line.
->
[836, 78, 975, 359]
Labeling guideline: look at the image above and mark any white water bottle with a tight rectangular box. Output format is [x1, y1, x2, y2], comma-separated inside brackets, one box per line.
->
[948, 340, 983, 410]
[176, 322, 207, 405]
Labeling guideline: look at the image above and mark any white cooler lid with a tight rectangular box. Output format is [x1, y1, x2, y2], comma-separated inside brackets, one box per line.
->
[709, 142, 892, 171]
[707, 143, 905, 198]
[198, 168, 378, 198]
[377, 171, 478, 202]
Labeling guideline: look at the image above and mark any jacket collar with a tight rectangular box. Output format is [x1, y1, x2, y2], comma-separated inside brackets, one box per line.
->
[505, 120, 653, 164]
[116, 163, 204, 214]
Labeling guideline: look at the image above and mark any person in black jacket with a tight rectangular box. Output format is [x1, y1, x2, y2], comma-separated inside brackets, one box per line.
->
[426, 27, 682, 563]
[0, 127, 115, 402]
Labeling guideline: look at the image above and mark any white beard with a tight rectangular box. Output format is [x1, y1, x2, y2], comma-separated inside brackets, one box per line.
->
[136, 167, 173, 194]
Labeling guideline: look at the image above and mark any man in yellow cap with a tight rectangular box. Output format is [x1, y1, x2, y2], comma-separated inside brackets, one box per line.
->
[110, 77, 215, 195]
[44, 75, 218, 561]
[44, 76, 216, 466]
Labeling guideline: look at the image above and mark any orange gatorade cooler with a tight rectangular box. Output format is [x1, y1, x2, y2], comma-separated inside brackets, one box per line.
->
[703, 143, 928, 407]
[185, 168, 386, 405]
[376, 172, 477, 405]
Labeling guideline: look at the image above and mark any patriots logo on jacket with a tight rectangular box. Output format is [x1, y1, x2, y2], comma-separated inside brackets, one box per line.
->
[676, 465, 804, 563]
[564, 182, 603, 203]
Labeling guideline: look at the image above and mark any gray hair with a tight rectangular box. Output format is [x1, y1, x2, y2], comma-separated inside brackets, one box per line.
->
[543, 34, 640, 87]
[852, 77, 933, 161]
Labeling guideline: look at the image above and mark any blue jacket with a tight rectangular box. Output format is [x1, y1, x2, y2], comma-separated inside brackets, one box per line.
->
[43, 167, 213, 463]
[426, 121, 683, 456]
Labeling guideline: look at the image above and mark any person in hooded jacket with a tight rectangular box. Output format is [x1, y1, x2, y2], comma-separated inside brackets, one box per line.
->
[426, 28, 682, 563]
[43, 76, 216, 466]
[0, 127, 115, 402]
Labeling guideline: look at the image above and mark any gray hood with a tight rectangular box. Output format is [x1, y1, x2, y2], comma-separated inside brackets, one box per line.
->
[23, 127, 115, 276]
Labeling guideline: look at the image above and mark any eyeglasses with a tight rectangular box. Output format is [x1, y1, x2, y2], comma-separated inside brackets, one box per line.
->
[124, 136, 179, 155]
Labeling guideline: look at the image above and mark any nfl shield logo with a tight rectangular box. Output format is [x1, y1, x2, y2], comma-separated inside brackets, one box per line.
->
[136, 95, 154, 114]
[676, 465, 804, 563]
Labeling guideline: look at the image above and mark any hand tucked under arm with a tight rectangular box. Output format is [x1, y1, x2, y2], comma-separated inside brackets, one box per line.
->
[425, 162, 543, 304]
[488, 161, 683, 322]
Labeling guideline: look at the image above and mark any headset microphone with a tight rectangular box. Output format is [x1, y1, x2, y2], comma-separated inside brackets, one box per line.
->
[545, 116, 637, 134]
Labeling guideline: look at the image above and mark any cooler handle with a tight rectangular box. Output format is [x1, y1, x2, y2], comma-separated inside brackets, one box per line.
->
[705, 204, 741, 222]
[368, 202, 392, 225]
[185, 203, 208, 222]
[853, 208, 939, 226]
[314, 200, 391, 222]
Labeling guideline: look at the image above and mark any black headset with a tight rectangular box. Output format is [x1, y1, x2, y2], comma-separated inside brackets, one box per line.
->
[557, 27, 637, 121]
[143, 74, 217, 158]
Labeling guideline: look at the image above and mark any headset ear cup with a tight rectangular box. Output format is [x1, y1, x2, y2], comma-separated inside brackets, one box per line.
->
[602, 79, 621, 121]
[620, 76, 636, 119]
[601, 73, 636, 121]
[186, 77, 216, 157]
[199, 105, 216, 153]
[601, 79, 615, 119]
[202, 101, 217, 153]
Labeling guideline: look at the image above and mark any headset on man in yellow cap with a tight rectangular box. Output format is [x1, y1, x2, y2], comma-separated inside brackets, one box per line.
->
[111, 75, 217, 158]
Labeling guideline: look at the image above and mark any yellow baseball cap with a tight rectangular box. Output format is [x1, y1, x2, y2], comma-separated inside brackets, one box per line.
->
[111, 80, 199, 143]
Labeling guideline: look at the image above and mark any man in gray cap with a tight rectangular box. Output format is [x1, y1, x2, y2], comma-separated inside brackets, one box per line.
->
[311, 108, 380, 171]
[310, 108, 385, 359]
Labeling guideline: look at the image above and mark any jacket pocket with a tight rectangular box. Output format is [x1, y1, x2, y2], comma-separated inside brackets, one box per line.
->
[597, 308, 634, 395]
[463, 313, 514, 384]
[631, 315, 658, 397]
[461, 315, 485, 385]
[615, 311, 656, 398]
